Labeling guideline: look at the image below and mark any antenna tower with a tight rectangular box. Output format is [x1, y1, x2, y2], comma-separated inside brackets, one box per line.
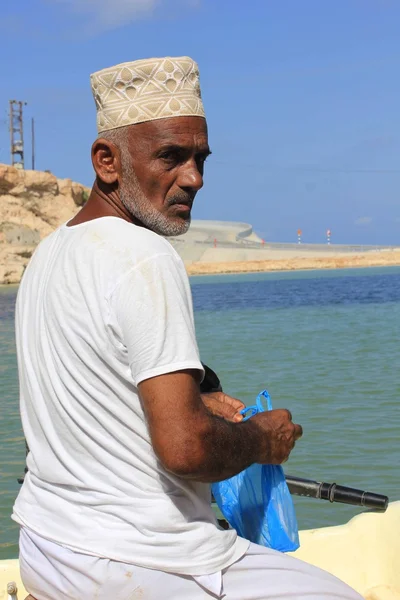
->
[9, 100, 27, 169]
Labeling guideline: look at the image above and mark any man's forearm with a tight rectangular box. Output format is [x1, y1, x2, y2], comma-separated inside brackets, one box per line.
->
[140, 370, 269, 483]
[179, 410, 265, 483]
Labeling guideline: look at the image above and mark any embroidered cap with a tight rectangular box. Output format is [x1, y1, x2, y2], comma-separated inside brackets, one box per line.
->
[90, 56, 205, 134]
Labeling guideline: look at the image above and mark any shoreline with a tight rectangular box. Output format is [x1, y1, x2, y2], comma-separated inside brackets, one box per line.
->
[185, 250, 400, 276]
[2, 250, 400, 286]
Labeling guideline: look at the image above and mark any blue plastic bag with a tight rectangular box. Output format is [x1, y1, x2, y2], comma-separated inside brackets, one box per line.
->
[212, 390, 299, 552]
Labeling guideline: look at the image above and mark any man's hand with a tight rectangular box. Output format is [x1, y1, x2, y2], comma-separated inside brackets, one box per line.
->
[201, 394, 302, 463]
[253, 409, 303, 465]
[201, 392, 245, 423]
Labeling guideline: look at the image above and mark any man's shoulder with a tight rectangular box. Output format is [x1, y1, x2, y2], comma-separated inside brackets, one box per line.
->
[84, 217, 175, 259]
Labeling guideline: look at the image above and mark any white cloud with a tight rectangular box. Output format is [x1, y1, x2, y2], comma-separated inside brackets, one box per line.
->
[355, 216, 373, 226]
[48, 0, 197, 32]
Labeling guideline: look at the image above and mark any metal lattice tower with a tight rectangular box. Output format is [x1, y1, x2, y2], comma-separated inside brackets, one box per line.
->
[9, 100, 27, 169]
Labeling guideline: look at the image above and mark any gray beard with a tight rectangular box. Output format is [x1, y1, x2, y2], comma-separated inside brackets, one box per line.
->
[119, 159, 191, 237]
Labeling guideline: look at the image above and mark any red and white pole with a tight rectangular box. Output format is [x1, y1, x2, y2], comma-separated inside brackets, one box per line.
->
[297, 229, 302, 244]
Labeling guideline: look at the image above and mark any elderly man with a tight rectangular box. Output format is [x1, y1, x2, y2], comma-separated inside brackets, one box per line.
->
[13, 57, 362, 599]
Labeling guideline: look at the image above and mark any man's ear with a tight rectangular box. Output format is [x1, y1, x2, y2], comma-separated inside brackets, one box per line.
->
[91, 138, 121, 185]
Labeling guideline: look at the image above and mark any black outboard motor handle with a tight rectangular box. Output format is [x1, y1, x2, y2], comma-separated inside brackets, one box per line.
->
[285, 475, 389, 511]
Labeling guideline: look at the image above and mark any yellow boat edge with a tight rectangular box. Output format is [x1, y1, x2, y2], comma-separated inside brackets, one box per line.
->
[290, 500, 400, 599]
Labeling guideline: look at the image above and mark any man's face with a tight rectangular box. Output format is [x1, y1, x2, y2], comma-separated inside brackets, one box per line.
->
[119, 116, 210, 236]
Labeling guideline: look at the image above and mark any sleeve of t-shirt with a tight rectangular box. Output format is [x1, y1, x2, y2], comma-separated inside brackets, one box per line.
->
[109, 252, 204, 386]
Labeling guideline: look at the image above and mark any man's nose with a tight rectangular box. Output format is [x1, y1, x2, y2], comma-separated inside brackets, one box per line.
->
[177, 160, 204, 192]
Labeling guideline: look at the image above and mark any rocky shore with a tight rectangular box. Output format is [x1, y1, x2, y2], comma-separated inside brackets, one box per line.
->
[0, 164, 90, 284]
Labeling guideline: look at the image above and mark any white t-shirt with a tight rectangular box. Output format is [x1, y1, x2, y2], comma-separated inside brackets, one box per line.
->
[12, 216, 248, 575]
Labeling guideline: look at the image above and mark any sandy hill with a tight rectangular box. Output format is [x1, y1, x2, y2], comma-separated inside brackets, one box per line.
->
[0, 164, 89, 284]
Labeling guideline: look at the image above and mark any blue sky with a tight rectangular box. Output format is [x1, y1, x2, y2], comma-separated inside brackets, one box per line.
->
[1, 0, 400, 244]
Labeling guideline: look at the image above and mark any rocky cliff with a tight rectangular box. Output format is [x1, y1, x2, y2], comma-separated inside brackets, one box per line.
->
[0, 164, 90, 284]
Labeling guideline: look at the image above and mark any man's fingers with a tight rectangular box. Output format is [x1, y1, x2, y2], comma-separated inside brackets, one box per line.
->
[223, 394, 246, 411]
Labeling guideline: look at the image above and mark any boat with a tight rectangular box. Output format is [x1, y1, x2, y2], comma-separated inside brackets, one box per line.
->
[291, 501, 400, 600]
[1, 501, 399, 599]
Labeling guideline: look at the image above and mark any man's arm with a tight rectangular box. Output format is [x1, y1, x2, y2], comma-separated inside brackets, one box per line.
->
[139, 369, 302, 483]
[110, 255, 302, 482]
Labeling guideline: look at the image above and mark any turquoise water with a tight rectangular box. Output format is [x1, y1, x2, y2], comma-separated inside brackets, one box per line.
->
[1, 267, 399, 559]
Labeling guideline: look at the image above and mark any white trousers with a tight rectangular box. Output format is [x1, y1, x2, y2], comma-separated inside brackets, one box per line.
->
[19, 526, 363, 600]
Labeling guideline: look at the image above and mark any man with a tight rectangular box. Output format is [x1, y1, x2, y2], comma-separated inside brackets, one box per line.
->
[13, 56, 362, 599]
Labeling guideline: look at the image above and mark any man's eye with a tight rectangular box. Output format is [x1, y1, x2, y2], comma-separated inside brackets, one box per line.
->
[160, 152, 178, 162]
